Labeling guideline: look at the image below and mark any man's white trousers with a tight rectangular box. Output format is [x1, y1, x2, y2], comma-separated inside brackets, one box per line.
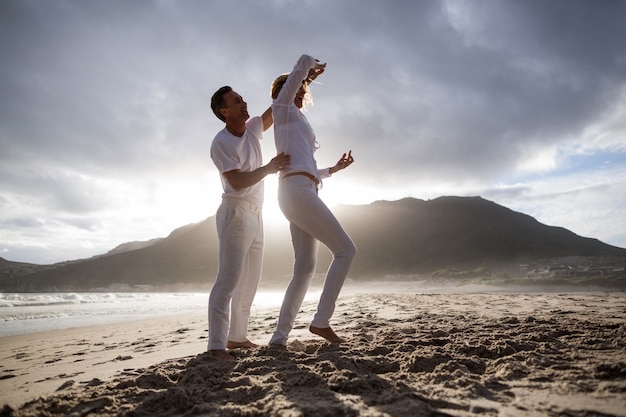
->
[208, 198, 263, 351]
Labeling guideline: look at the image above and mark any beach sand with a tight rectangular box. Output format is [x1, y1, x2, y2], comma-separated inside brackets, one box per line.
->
[1, 290, 625, 416]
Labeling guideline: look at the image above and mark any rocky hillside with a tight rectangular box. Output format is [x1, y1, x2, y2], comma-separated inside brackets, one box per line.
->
[3, 197, 625, 291]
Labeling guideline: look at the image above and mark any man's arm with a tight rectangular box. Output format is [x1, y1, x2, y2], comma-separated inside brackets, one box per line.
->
[261, 107, 273, 131]
[223, 152, 290, 191]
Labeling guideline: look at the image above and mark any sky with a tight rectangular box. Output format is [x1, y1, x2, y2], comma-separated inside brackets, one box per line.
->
[1, 0, 626, 265]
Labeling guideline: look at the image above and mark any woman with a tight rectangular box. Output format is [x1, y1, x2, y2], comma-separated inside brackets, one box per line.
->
[269, 54, 356, 346]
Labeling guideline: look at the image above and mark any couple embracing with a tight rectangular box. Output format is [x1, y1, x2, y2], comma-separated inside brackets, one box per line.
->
[207, 54, 356, 361]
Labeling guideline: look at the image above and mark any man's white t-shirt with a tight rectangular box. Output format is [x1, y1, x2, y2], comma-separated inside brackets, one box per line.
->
[210, 116, 264, 207]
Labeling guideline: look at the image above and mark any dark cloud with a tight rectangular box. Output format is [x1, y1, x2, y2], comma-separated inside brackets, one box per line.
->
[1, 0, 625, 262]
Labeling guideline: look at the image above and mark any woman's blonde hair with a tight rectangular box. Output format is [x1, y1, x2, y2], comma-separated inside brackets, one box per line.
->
[271, 74, 289, 100]
[271, 73, 313, 107]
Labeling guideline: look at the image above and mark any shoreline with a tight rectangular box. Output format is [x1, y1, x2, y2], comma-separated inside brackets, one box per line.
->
[2, 283, 622, 340]
[2, 291, 626, 416]
[0, 310, 209, 409]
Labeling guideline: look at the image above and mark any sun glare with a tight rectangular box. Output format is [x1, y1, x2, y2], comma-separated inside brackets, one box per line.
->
[261, 176, 379, 228]
[147, 179, 217, 233]
[263, 175, 289, 227]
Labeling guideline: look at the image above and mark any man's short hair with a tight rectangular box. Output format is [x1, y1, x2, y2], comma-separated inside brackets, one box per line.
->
[211, 86, 233, 122]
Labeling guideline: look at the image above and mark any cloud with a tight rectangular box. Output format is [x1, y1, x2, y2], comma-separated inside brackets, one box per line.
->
[1, 0, 625, 263]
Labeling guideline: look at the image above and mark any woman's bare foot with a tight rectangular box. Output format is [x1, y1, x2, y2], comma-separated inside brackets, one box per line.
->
[210, 350, 236, 362]
[309, 325, 346, 343]
[268, 342, 287, 351]
[227, 340, 259, 349]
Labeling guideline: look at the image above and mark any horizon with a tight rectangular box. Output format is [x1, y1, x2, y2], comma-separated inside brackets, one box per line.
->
[1, 0, 625, 264]
[3, 195, 626, 267]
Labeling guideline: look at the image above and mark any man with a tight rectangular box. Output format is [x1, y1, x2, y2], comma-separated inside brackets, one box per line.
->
[208, 86, 290, 361]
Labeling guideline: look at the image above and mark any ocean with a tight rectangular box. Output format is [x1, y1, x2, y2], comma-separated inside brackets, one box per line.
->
[3, 281, 615, 338]
[0, 291, 288, 338]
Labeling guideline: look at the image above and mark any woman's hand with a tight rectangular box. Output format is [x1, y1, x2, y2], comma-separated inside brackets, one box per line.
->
[307, 61, 326, 83]
[329, 151, 354, 175]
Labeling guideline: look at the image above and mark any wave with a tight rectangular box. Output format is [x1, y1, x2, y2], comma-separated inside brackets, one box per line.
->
[0, 292, 205, 308]
[0, 292, 210, 336]
[0, 291, 290, 337]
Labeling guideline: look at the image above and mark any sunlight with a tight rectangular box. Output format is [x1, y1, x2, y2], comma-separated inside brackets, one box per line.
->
[319, 179, 395, 207]
[156, 179, 215, 226]
[261, 176, 376, 227]
[262, 175, 289, 227]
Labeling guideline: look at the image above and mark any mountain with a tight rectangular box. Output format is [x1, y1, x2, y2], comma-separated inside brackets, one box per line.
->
[6, 220, 220, 291]
[4, 196, 625, 291]
[332, 197, 625, 274]
[102, 238, 164, 257]
[0, 258, 53, 286]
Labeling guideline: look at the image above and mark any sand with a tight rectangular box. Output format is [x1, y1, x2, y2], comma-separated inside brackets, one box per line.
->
[1, 289, 625, 416]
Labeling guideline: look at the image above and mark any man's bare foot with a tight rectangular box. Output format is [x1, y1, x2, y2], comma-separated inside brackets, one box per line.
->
[309, 325, 346, 343]
[227, 340, 259, 349]
[210, 349, 236, 362]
